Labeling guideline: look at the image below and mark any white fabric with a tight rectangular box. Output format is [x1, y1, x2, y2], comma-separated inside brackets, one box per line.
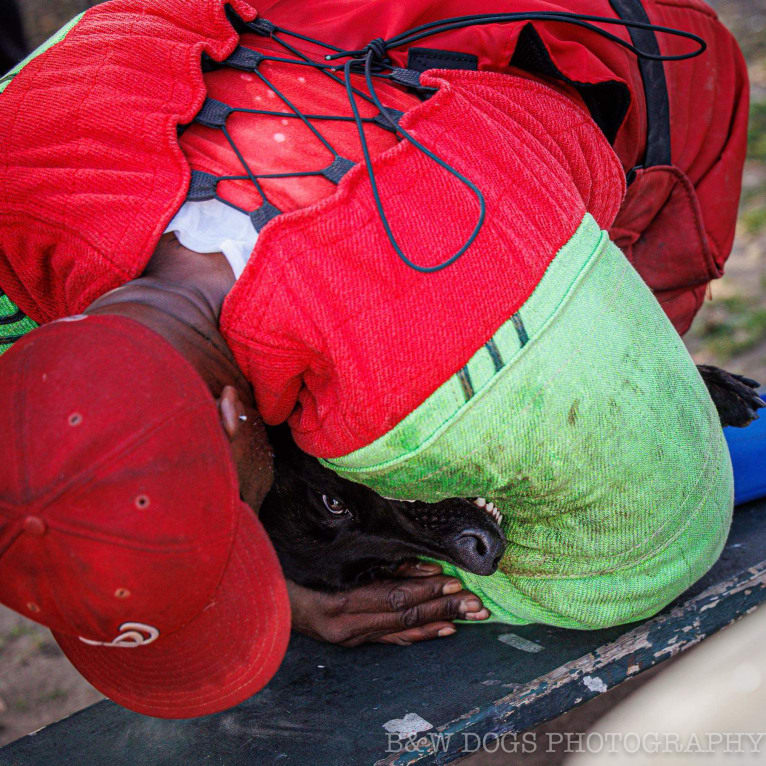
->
[164, 199, 258, 279]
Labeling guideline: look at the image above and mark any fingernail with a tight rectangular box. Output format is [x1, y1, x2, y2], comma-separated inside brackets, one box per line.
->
[464, 608, 490, 621]
[416, 562, 440, 573]
[438, 627, 456, 637]
[461, 598, 481, 612]
[442, 581, 462, 595]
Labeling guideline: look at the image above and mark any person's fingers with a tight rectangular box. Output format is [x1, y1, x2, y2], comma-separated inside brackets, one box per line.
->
[394, 560, 443, 578]
[340, 576, 468, 614]
[376, 622, 457, 646]
[320, 596, 490, 646]
[347, 591, 487, 639]
[287, 577, 489, 646]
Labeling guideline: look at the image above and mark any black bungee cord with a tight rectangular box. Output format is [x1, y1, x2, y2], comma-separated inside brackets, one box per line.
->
[210, 11, 707, 273]
[320, 10, 705, 273]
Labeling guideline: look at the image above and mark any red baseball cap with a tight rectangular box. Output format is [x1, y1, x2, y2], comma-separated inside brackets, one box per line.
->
[0, 314, 290, 718]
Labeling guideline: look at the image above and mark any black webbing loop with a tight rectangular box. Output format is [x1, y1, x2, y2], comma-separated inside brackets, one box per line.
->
[195, 98, 234, 129]
[187, 170, 219, 201]
[390, 68, 423, 89]
[321, 156, 356, 183]
[250, 202, 282, 232]
[225, 46, 266, 71]
[372, 107, 404, 132]
[248, 18, 276, 37]
[407, 48, 479, 72]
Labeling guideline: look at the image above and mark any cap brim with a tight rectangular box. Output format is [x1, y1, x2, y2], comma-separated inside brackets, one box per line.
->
[53, 503, 290, 719]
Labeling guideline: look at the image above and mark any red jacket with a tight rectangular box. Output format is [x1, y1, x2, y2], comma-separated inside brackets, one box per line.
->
[0, 0, 748, 457]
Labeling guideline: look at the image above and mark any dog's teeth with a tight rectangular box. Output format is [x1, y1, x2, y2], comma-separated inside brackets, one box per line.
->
[470, 496, 503, 525]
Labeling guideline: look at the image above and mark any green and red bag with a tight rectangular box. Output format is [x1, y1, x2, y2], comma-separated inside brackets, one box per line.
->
[0, 0, 746, 627]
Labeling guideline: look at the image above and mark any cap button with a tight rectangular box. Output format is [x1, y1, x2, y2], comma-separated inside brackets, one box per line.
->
[22, 515, 47, 536]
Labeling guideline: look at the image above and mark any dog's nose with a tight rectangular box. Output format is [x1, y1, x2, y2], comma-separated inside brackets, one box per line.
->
[450, 527, 506, 575]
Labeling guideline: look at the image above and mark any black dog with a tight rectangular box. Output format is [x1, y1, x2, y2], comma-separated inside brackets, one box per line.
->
[259, 425, 507, 592]
[260, 368, 762, 592]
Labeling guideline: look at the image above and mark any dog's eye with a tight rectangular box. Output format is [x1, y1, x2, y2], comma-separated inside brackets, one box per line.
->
[321, 494, 349, 515]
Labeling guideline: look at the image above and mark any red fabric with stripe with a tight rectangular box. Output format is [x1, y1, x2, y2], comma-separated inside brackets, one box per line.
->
[0, 0, 748, 457]
[215, 67, 624, 455]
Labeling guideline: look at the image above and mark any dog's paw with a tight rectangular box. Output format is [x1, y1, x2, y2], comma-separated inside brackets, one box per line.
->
[697, 364, 766, 428]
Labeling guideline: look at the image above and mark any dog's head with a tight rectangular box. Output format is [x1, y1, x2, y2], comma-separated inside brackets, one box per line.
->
[259, 427, 507, 591]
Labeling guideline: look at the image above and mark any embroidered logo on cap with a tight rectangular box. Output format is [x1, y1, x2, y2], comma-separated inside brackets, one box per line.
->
[78, 622, 159, 648]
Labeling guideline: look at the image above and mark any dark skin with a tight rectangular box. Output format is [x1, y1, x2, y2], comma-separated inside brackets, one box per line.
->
[86, 234, 488, 645]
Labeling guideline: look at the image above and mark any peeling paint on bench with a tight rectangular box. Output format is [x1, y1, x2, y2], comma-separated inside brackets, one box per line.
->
[2, 500, 765, 766]
[378, 551, 766, 765]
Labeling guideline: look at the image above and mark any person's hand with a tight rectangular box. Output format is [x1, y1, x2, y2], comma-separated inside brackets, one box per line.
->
[287, 561, 490, 646]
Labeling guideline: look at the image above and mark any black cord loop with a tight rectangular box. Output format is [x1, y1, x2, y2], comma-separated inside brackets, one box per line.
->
[326, 11, 706, 64]
[343, 53, 486, 272]
[189, 10, 707, 274]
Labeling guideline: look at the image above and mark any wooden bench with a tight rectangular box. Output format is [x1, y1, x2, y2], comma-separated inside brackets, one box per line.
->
[1, 495, 764, 765]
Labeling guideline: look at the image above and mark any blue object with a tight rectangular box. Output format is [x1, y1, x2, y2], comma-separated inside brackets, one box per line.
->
[725, 394, 766, 505]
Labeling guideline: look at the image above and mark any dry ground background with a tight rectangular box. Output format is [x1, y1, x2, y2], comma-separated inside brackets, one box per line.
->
[1, 0, 765, 757]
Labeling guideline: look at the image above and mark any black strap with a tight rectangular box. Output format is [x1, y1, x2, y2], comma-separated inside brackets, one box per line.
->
[609, 0, 672, 171]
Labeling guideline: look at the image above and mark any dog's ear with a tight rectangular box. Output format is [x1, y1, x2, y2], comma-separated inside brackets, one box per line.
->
[266, 424, 353, 493]
[265, 423, 335, 484]
[266, 423, 302, 459]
